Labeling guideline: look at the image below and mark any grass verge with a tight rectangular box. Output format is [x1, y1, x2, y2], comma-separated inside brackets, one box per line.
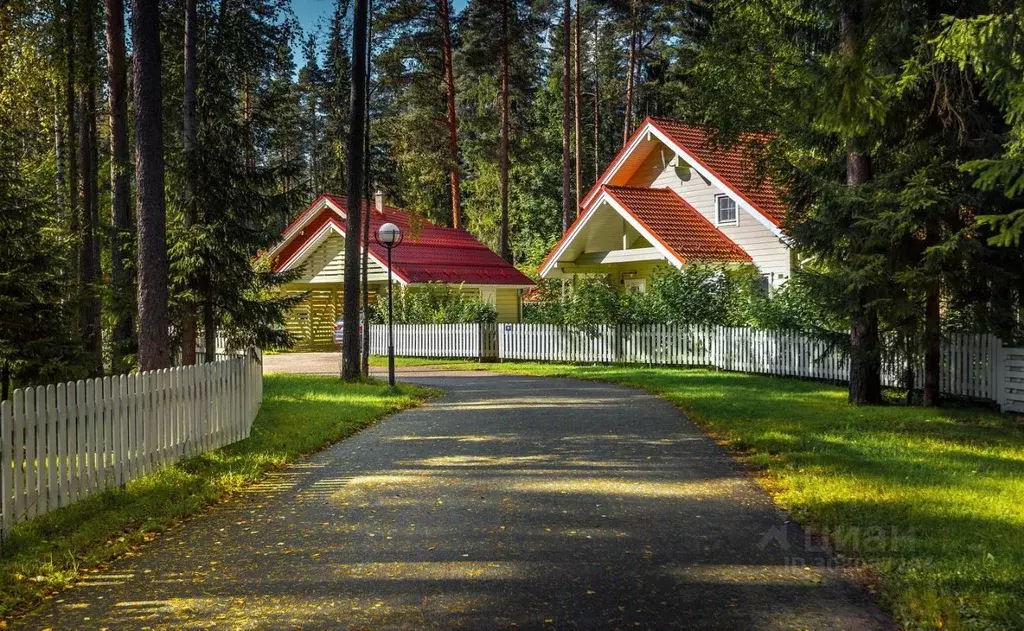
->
[374, 356, 1024, 629]
[0, 373, 434, 621]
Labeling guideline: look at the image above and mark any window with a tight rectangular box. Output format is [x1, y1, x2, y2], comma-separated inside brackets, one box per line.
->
[716, 195, 738, 226]
[624, 278, 646, 293]
[756, 274, 771, 296]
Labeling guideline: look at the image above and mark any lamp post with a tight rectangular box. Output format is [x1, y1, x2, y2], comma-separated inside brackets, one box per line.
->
[374, 222, 403, 386]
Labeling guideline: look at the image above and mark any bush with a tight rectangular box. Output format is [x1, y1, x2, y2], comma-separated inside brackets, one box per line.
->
[524, 264, 843, 334]
[370, 283, 497, 324]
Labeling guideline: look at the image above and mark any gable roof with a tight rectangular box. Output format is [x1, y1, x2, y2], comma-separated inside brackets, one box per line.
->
[270, 195, 533, 287]
[581, 117, 786, 231]
[604, 186, 752, 263]
[539, 185, 751, 277]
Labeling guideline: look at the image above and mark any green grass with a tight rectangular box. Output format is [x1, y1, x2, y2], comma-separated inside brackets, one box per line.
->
[373, 356, 1024, 630]
[0, 374, 434, 621]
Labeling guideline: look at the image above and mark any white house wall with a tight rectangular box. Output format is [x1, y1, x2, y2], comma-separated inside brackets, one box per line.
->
[628, 146, 792, 283]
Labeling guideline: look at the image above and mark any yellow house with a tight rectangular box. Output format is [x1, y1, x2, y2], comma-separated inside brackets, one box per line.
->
[268, 194, 533, 349]
[540, 117, 792, 291]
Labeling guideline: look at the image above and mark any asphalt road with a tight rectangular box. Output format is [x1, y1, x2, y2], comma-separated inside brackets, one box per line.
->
[17, 360, 891, 630]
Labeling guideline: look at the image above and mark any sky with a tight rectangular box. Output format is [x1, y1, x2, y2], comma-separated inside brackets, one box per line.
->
[291, 0, 468, 68]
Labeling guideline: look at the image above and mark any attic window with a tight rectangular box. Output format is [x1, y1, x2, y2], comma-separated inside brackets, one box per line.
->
[716, 195, 738, 226]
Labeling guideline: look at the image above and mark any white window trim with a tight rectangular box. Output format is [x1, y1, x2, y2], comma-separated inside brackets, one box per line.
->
[715, 194, 739, 227]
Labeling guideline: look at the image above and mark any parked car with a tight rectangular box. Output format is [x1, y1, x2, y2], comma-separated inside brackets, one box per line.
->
[333, 317, 365, 346]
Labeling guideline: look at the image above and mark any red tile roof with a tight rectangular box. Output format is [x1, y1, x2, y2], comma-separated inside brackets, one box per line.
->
[581, 117, 786, 227]
[648, 118, 785, 226]
[271, 195, 533, 287]
[603, 186, 752, 263]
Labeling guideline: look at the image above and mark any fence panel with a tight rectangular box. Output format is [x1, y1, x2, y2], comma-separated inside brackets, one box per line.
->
[997, 347, 1024, 414]
[0, 351, 263, 543]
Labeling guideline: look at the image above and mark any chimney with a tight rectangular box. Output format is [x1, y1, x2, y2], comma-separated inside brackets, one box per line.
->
[375, 190, 385, 214]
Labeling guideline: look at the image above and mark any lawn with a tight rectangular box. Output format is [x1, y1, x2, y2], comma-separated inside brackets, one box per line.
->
[0, 373, 434, 621]
[376, 356, 1024, 630]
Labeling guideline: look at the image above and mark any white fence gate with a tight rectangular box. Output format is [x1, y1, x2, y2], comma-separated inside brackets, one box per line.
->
[1, 351, 263, 542]
[996, 346, 1024, 414]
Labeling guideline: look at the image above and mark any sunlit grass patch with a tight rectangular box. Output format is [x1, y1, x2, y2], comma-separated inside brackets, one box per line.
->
[376, 356, 1024, 629]
[0, 374, 434, 621]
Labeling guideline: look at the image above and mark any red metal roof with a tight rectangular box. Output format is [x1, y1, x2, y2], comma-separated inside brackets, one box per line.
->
[604, 186, 752, 263]
[272, 195, 534, 286]
[582, 117, 786, 227]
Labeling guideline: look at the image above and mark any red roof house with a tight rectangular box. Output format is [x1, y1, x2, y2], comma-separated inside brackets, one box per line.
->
[268, 194, 532, 348]
[541, 117, 791, 291]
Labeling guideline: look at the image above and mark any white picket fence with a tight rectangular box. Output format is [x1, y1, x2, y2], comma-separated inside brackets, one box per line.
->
[0, 351, 263, 542]
[369, 323, 498, 360]
[996, 346, 1024, 413]
[368, 323, 1019, 409]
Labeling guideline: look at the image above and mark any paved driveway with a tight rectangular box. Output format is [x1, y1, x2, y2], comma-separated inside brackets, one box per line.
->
[18, 356, 890, 629]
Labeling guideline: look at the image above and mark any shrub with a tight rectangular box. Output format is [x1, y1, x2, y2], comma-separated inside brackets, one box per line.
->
[370, 282, 497, 324]
[524, 264, 843, 334]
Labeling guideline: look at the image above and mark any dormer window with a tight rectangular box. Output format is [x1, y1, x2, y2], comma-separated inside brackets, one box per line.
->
[716, 195, 738, 226]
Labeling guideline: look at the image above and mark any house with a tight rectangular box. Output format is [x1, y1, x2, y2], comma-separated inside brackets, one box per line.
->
[540, 117, 792, 291]
[268, 193, 533, 349]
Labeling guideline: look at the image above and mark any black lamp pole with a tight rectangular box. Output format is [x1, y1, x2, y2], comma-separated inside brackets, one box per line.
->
[375, 222, 402, 387]
[386, 244, 395, 386]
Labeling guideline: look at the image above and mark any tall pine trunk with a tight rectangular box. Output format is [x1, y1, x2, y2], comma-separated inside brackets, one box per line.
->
[438, 0, 461, 229]
[923, 231, 941, 406]
[622, 1, 637, 145]
[133, 0, 170, 371]
[499, 0, 511, 261]
[107, 0, 133, 372]
[79, 0, 103, 376]
[561, 0, 572, 232]
[840, 6, 881, 405]
[180, 0, 198, 366]
[342, 0, 368, 380]
[361, 0, 374, 378]
[592, 13, 599, 182]
[572, 0, 582, 207]
[66, 0, 79, 297]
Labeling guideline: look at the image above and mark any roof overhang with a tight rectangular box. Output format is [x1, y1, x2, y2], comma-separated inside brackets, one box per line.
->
[539, 189, 684, 279]
[582, 119, 788, 242]
[276, 215, 409, 285]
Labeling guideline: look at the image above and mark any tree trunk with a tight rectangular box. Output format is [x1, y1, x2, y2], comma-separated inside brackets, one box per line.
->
[561, 0, 572, 232]
[845, 142, 881, 405]
[66, 0, 80, 312]
[79, 0, 103, 376]
[572, 0, 582, 208]
[133, 0, 170, 371]
[107, 0, 133, 372]
[438, 0, 461, 229]
[622, 2, 637, 145]
[342, 0, 368, 381]
[361, 0, 374, 378]
[593, 13, 599, 182]
[499, 0, 511, 261]
[840, 5, 881, 405]
[923, 275, 941, 406]
[180, 0, 198, 366]
[203, 272, 216, 362]
[55, 89, 65, 210]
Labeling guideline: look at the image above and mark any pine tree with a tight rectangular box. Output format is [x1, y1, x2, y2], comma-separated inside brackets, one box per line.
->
[133, 0, 170, 370]
[106, 0, 134, 372]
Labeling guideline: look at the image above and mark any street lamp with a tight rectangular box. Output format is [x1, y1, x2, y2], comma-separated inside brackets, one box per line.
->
[374, 222, 403, 386]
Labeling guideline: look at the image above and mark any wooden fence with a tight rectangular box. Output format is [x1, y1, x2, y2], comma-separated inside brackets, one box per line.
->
[1, 351, 263, 542]
[369, 323, 498, 360]
[367, 323, 1013, 407]
[996, 346, 1024, 414]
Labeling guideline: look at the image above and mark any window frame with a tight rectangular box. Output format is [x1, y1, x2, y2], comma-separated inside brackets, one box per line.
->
[715, 194, 739, 227]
